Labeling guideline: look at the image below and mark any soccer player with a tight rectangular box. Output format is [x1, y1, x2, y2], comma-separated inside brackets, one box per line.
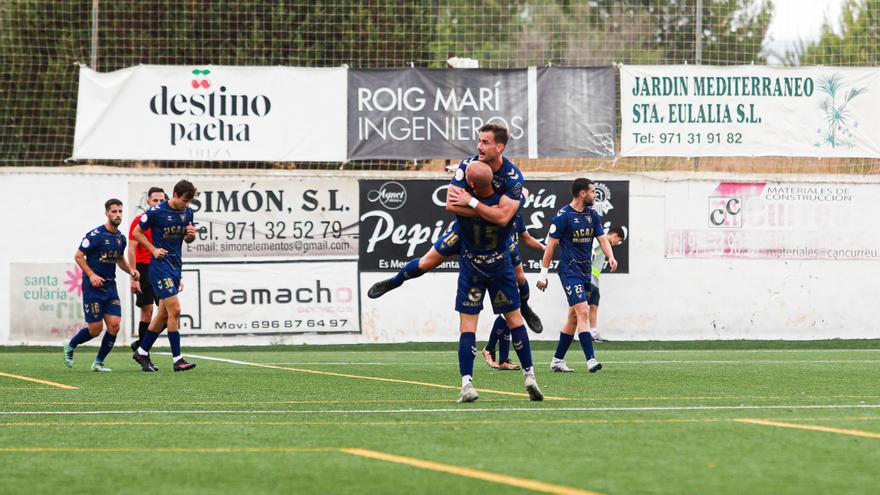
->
[63, 199, 139, 371]
[447, 161, 543, 403]
[537, 178, 617, 373]
[128, 186, 167, 354]
[589, 226, 625, 342]
[130, 180, 198, 372]
[367, 123, 543, 333]
[482, 211, 546, 370]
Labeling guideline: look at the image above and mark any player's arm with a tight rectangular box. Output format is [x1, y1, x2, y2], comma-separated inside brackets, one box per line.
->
[127, 238, 141, 293]
[185, 223, 196, 244]
[448, 189, 517, 226]
[74, 248, 104, 288]
[116, 257, 140, 281]
[519, 229, 545, 252]
[445, 184, 479, 218]
[133, 224, 166, 259]
[536, 237, 559, 291]
[596, 234, 618, 272]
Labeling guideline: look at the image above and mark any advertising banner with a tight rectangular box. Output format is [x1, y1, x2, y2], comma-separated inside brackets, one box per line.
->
[74, 65, 347, 161]
[664, 181, 880, 260]
[128, 179, 359, 259]
[359, 179, 629, 273]
[621, 65, 880, 157]
[348, 67, 615, 159]
[9, 263, 86, 342]
[168, 261, 360, 336]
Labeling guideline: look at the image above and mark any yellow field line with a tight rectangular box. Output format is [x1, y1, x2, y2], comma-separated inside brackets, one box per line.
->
[0, 447, 335, 453]
[341, 448, 603, 495]
[735, 418, 880, 439]
[0, 371, 78, 390]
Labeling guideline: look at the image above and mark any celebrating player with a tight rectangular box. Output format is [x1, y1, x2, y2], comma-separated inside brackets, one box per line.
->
[537, 178, 617, 373]
[63, 199, 139, 371]
[128, 186, 167, 354]
[131, 180, 198, 372]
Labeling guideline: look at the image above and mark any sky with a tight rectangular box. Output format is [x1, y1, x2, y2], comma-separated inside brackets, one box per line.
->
[763, 0, 847, 62]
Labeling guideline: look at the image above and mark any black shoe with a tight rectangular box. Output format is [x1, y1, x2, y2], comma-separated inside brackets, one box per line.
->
[367, 278, 397, 299]
[173, 359, 197, 372]
[129, 339, 141, 353]
[522, 304, 543, 333]
[132, 352, 158, 372]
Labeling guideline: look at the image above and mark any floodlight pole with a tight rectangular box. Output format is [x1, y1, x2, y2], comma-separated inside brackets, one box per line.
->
[90, 0, 99, 69]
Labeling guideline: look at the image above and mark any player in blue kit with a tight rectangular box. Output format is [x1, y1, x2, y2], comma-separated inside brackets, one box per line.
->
[63, 199, 140, 371]
[537, 178, 617, 373]
[130, 180, 198, 372]
[367, 123, 543, 333]
[446, 161, 543, 403]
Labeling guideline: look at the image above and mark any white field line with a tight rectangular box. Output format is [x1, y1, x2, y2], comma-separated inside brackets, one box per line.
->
[3, 404, 880, 416]
[251, 360, 880, 366]
[200, 349, 880, 355]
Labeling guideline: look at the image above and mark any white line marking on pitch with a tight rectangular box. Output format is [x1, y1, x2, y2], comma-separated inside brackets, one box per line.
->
[2, 404, 880, 416]
[253, 360, 880, 366]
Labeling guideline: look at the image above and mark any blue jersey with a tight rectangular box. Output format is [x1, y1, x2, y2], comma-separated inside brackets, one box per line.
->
[549, 204, 605, 278]
[511, 211, 527, 244]
[78, 225, 126, 291]
[450, 155, 524, 203]
[456, 193, 514, 269]
[138, 200, 194, 271]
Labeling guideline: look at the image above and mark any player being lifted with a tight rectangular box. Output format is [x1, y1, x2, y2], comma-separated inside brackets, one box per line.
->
[447, 161, 543, 403]
[64, 199, 139, 371]
[131, 180, 198, 372]
[537, 178, 617, 373]
[367, 123, 543, 333]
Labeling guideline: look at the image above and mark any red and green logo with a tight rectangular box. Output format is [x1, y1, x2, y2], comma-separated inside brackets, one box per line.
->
[192, 68, 211, 89]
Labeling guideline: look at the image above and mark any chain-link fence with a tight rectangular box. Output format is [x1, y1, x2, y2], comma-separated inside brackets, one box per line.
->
[1, 0, 878, 173]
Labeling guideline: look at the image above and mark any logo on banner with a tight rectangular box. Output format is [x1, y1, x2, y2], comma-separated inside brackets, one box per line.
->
[593, 182, 614, 217]
[708, 182, 765, 228]
[367, 181, 407, 210]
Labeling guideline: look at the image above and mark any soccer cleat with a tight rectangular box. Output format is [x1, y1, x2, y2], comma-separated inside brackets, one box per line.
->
[550, 357, 575, 373]
[524, 374, 544, 401]
[133, 352, 158, 372]
[497, 360, 521, 371]
[456, 382, 479, 403]
[591, 330, 605, 342]
[173, 359, 197, 372]
[129, 339, 141, 353]
[482, 348, 499, 369]
[367, 278, 396, 299]
[91, 361, 112, 372]
[521, 305, 543, 333]
[587, 358, 603, 373]
[63, 344, 74, 368]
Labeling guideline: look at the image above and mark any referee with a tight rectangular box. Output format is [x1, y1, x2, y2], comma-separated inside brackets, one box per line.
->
[128, 186, 167, 352]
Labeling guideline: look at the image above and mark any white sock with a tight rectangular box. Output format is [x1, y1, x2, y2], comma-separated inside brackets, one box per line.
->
[173, 355, 183, 363]
[137, 347, 149, 356]
[523, 367, 534, 377]
[461, 375, 472, 387]
[592, 327, 599, 334]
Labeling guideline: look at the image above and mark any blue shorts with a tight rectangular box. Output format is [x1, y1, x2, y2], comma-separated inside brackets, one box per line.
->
[588, 284, 600, 306]
[559, 273, 591, 307]
[508, 241, 522, 267]
[149, 262, 182, 300]
[82, 283, 121, 323]
[456, 255, 521, 315]
[432, 221, 461, 257]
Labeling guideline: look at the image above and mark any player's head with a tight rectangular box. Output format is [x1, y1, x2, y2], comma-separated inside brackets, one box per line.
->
[477, 123, 508, 164]
[466, 161, 494, 198]
[571, 178, 595, 206]
[171, 180, 197, 208]
[104, 198, 123, 227]
[146, 186, 167, 208]
[607, 225, 625, 246]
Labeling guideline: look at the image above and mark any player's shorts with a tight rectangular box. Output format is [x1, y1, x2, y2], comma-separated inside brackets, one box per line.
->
[149, 261, 181, 301]
[432, 221, 461, 257]
[82, 283, 121, 323]
[588, 284, 600, 306]
[135, 263, 157, 307]
[455, 255, 520, 315]
[559, 273, 591, 307]
[508, 241, 522, 267]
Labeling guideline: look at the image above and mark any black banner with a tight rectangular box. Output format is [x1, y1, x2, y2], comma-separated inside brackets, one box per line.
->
[359, 179, 629, 273]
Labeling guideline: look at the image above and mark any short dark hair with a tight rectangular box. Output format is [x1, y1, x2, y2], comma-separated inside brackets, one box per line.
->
[608, 225, 625, 239]
[571, 178, 593, 198]
[104, 198, 122, 210]
[173, 180, 197, 199]
[478, 123, 509, 146]
[147, 186, 166, 198]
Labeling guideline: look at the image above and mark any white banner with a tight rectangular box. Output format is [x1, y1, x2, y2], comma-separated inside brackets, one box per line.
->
[621, 65, 880, 157]
[74, 65, 347, 161]
[173, 261, 359, 336]
[664, 181, 880, 260]
[9, 263, 86, 343]
[128, 179, 358, 259]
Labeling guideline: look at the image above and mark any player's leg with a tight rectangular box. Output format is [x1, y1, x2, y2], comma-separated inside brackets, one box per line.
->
[92, 314, 120, 372]
[162, 294, 196, 372]
[513, 260, 542, 333]
[550, 307, 577, 372]
[589, 285, 602, 341]
[131, 263, 154, 352]
[64, 296, 105, 368]
[481, 316, 504, 369]
[491, 270, 542, 401]
[496, 319, 518, 370]
[133, 299, 165, 371]
[574, 296, 602, 372]
[368, 222, 458, 299]
[454, 266, 482, 403]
